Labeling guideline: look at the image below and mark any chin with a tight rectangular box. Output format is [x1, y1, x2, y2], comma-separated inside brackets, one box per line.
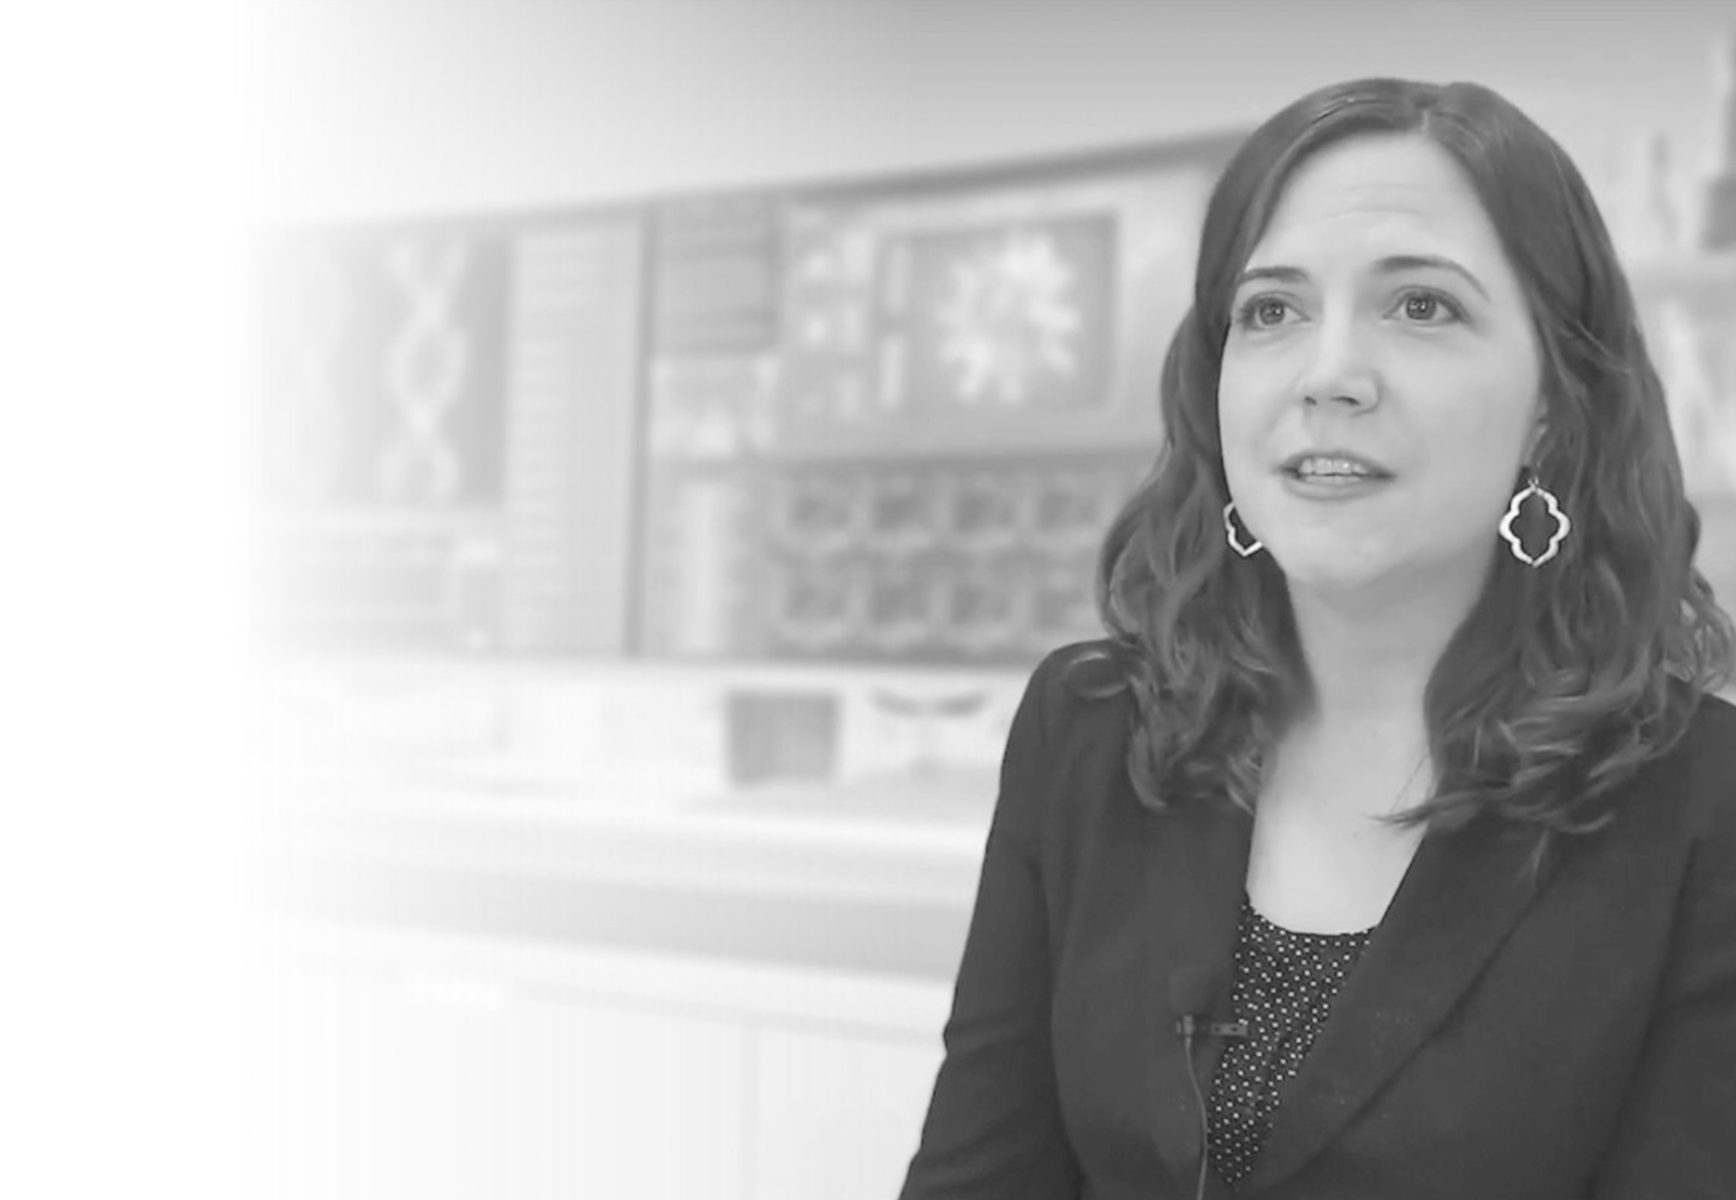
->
[1273, 560, 1389, 598]
[1264, 540, 1394, 597]
[1269, 538, 1491, 609]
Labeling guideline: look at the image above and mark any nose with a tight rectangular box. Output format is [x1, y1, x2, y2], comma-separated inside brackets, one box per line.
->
[1297, 317, 1379, 410]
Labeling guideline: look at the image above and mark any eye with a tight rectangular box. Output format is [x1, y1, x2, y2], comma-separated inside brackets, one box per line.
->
[1234, 295, 1297, 329]
[1392, 288, 1464, 325]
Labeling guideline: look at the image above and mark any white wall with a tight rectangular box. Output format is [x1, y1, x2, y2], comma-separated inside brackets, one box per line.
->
[250, 0, 1736, 224]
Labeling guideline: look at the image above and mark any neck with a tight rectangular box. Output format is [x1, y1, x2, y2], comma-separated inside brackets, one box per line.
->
[1285, 568, 1482, 733]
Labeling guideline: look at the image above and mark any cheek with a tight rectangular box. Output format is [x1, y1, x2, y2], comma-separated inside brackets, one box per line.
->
[1431, 354, 1538, 446]
[1436, 332, 1542, 449]
[1215, 360, 1270, 462]
[1410, 382, 1538, 516]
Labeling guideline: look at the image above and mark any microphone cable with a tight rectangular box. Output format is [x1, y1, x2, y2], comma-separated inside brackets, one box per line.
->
[1178, 1017, 1212, 1200]
[1169, 966, 1249, 1200]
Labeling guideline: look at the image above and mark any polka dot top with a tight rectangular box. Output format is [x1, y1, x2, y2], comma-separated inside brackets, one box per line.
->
[1205, 892, 1378, 1190]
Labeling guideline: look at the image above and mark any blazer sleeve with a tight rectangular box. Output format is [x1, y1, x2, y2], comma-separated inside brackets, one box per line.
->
[1589, 824, 1736, 1196]
[897, 654, 1082, 1199]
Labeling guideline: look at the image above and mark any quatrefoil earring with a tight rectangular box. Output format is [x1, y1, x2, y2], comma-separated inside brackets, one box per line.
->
[1223, 501, 1264, 558]
[1498, 474, 1571, 567]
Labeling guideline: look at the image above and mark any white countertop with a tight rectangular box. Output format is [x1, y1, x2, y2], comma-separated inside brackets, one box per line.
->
[260, 753, 996, 908]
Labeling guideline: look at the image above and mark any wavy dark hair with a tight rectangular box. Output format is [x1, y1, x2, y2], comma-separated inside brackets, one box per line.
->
[1082, 77, 1734, 857]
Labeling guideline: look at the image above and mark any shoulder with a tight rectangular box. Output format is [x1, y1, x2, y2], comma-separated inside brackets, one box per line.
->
[1024, 638, 1138, 731]
[991, 640, 1144, 849]
[1586, 690, 1734, 847]
[1665, 690, 1736, 836]
[1004, 639, 1143, 780]
[1650, 694, 1736, 1016]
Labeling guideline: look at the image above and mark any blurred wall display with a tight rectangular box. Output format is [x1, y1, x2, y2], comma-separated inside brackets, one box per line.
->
[1622, 35, 1736, 619]
[256, 212, 647, 655]
[255, 132, 1242, 663]
[1629, 32, 1736, 503]
[256, 224, 508, 651]
[637, 133, 1239, 664]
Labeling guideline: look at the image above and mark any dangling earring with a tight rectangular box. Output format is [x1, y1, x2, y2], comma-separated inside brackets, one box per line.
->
[1223, 501, 1263, 557]
[1498, 473, 1571, 567]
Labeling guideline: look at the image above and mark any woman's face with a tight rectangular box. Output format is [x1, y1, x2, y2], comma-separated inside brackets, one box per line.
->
[1217, 132, 1544, 604]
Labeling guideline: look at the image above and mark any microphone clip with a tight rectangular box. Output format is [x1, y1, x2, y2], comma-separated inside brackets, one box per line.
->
[1174, 1015, 1250, 1040]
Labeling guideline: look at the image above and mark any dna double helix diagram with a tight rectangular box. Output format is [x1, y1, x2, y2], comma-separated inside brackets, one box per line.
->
[379, 236, 471, 504]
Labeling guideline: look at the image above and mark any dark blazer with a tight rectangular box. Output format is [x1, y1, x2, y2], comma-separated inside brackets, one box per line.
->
[898, 641, 1736, 1199]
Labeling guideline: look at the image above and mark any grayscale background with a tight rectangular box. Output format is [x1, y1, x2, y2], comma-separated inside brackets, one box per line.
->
[241, 3, 1736, 1198]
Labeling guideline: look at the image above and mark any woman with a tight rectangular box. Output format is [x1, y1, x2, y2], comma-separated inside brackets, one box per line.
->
[898, 78, 1736, 1199]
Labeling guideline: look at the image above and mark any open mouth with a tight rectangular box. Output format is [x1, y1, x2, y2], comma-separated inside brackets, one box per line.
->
[1285, 468, 1391, 482]
[1281, 455, 1393, 482]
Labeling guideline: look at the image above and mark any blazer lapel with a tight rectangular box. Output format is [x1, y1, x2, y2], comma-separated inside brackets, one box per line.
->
[1242, 812, 1556, 1194]
[1142, 798, 1255, 1198]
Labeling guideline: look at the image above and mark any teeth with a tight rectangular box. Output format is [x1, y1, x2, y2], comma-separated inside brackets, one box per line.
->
[1294, 456, 1374, 477]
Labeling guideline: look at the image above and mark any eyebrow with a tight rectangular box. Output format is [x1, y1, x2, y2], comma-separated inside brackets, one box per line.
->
[1234, 254, 1491, 301]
